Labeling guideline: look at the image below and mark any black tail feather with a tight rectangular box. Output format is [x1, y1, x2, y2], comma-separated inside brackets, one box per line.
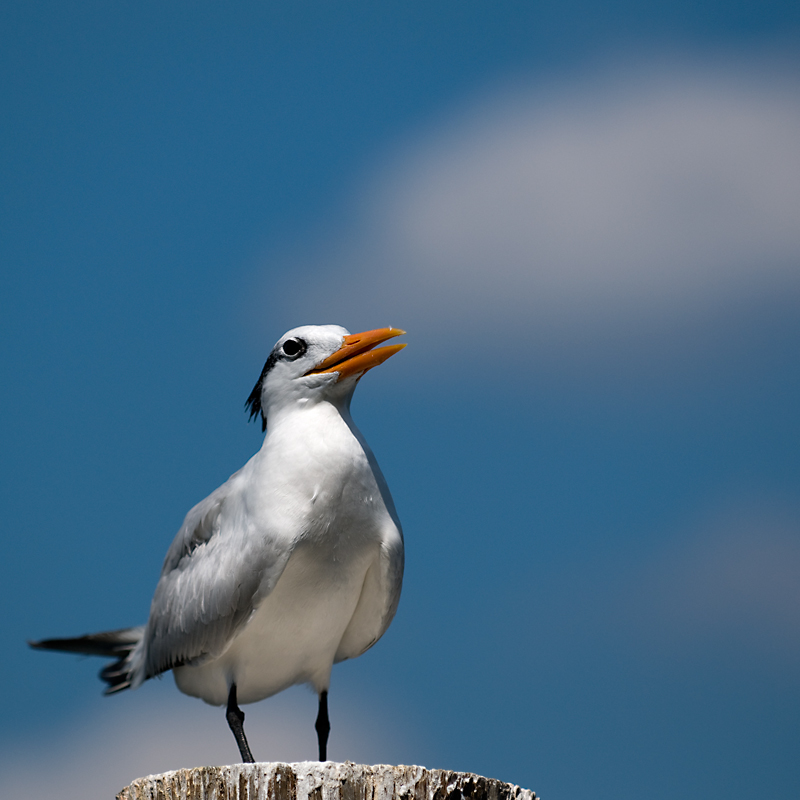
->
[29, 626, 144, 694]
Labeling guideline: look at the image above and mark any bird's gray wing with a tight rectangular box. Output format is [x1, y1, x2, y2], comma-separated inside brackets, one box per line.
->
[140, 472, 293, 680]
[332, 424, 405, 662]
[334, 518, 404, 662]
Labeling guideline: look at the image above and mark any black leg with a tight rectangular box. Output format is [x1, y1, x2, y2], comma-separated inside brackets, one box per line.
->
[226, 683, 255, 763]
[315, 690, 330, 761]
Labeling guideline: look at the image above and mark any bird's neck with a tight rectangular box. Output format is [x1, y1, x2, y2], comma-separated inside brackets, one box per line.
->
[263, 395, 350, 433]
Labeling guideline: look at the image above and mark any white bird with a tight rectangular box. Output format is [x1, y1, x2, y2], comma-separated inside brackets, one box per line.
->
[31, 324, 406, 763]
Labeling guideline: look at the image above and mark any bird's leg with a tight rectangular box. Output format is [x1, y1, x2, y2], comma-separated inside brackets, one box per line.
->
[315, 690, 330, 761]
[226, 683, 255, 763]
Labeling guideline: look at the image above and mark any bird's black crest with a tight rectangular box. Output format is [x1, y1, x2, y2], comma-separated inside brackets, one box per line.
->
[245, 351, 278, 432]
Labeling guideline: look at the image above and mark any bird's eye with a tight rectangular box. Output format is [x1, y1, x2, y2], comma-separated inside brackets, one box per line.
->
[281, 338, 306, 359]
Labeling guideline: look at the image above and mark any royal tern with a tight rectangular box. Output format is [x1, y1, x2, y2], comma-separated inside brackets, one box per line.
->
[31, 324, 406, 763]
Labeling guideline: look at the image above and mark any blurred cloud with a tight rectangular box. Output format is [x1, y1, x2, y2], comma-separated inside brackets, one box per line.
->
[545, 500, 800, 664]
[623, 503, 800, 660]
[510, 497, 800, 674]
[266, 55, 800, 371]
[0, 684, 407, 800]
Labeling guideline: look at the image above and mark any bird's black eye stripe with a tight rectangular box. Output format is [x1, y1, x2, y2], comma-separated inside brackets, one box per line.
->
[245, 336, 307, 433]
[281, 338, 306, 359]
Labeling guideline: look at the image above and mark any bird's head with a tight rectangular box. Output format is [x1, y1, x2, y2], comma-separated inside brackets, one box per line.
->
[245, 325, 406, 431]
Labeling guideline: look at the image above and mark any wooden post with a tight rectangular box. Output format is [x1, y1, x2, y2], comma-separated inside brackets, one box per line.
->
[117, 762, 538, 800]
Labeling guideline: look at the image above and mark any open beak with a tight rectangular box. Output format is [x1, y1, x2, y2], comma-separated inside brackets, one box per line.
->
[307, 327, 406, 381]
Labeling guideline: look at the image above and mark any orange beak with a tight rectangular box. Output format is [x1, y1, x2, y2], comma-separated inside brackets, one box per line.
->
[307, 327, 406, 381]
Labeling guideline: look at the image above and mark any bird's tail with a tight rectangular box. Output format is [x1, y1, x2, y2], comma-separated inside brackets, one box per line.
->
[29, 626, 145, 694]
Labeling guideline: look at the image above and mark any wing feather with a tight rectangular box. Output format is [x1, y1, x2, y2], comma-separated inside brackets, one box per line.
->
[334, 520, 404, 662]
[137, 472, 293, 682]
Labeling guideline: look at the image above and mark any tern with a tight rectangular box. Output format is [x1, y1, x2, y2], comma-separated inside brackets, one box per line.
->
[31, 324, 406, 763]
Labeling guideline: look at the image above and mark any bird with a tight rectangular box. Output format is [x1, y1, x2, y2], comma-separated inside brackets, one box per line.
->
[30, 324, 406, 764]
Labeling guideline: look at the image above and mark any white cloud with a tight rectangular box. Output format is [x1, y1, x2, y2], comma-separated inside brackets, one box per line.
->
[268, 55, 800, 367]
[0, 684, 407, 800]
[604, 502, 800, 661]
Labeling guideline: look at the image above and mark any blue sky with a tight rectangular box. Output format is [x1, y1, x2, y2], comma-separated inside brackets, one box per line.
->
[2, 3, 800, 799]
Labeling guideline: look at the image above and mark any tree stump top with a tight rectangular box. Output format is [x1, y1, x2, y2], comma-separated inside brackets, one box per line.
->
[117, 762, 538, 800]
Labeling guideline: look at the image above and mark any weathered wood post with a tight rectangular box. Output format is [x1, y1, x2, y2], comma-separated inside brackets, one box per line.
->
[117, 762, 538, 800]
